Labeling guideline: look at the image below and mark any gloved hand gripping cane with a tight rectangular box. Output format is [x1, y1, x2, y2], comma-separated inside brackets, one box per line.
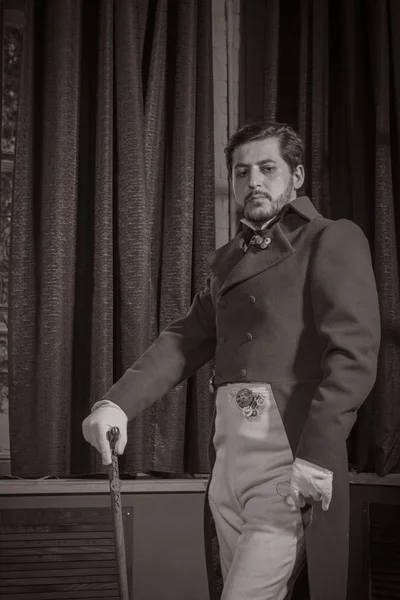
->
[107, 426, 130, 600]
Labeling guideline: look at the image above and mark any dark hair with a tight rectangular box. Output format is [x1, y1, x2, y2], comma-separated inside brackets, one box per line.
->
[224, 121, 305, 175]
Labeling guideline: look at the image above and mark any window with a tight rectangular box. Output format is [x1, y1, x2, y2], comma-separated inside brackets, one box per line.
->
[0, 2, 23, 473]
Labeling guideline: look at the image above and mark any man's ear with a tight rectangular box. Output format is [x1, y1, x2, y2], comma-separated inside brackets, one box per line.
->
[293, 165, 305, 190]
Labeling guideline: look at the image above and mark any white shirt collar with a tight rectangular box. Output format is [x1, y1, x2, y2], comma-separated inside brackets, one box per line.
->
[239, 215, 277, 231]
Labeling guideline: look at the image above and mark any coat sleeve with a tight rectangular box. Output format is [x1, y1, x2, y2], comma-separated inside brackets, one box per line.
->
[101, 277, 216, 420]
[295, 219, 381, 470]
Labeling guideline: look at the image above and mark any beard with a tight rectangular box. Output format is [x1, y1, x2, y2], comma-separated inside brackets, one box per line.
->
[242, 177, 294, 223]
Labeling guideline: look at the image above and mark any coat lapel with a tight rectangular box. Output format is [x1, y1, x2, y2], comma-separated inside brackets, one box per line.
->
[217, 222, 294, 297]
[206, 197, 320, 298]
[206, 222, 295, 298]
[206, 230, 248, 285]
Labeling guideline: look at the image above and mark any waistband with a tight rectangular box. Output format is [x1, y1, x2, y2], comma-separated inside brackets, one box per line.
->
[217, 382, 271, 391]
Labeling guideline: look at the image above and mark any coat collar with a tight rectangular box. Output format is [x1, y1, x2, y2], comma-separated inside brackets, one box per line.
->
[206, 196, 321, 297]
[280, 194, 321, 222]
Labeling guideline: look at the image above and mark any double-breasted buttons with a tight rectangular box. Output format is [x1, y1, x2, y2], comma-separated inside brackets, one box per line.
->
[245, 332, 253, 341]
[219, 298, 227, 308]
[218, 336, 226, 345]
[249, 295, 256, 304]
[240, 368, 247, 377]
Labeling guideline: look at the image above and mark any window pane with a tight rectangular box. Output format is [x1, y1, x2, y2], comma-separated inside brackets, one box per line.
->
[0, 168, 10, 444]
[0, 16, 23, 470]
[2, 24, 23, 155]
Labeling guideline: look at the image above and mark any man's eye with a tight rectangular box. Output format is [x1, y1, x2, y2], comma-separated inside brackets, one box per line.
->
[261, 166, 275, 173]
[235, 170, 247, 178]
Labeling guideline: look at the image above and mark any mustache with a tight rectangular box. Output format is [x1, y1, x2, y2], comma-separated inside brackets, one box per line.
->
[245, 192, 272, 203]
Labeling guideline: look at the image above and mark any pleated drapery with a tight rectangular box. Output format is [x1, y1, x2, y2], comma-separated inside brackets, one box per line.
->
[9, 0, 215, 477]
[241, 0, 400, 476]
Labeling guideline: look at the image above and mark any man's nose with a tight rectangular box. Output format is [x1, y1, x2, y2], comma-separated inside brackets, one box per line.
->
[249, 181, 261, 189]
[248, 169, 262, 189]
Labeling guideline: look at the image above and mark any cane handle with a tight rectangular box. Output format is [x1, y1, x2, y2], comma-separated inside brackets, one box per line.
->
[107, 426, 120, 453]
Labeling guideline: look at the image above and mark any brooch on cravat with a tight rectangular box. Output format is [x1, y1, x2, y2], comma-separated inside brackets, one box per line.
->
[243, 234, 271, 253]
[250, 234, 271, 249]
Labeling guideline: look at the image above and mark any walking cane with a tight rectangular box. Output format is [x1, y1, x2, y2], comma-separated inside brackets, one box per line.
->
[107, 426, 130, 600]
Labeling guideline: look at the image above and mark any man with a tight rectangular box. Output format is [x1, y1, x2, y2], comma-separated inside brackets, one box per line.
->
[83, 122, 381, 600]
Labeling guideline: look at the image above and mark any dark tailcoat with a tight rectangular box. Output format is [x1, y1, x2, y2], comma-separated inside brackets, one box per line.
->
[104, 196, 381, 600]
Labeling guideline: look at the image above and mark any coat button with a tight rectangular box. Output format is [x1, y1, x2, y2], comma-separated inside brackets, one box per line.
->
[240, 368, 247, 377]
[249, 295, 256, 303]
[245, 332, 253, 341]
[219, 299, 227, 308]
[218, 336, 226, 345]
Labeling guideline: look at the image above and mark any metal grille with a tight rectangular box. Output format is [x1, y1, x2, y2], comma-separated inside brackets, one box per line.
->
[0, 507, 132, 599]
[370, 504, 400, 599]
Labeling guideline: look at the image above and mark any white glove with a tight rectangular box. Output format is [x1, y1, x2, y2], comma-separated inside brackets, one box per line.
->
[288, 458, 333, 511]
[82, 400, 128, 466]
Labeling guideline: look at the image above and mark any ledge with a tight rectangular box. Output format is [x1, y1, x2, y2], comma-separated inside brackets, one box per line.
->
[0, 477, 209, 496]
[1, 472, 399, 496]
[348, 471, 400, 486]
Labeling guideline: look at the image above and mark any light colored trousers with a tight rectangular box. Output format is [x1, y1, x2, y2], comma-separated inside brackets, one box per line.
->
[208, 383, 305, 600]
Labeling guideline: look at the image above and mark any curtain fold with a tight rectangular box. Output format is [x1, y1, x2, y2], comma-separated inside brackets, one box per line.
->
[262, 0, 280, 120]
[367, 0, 400, 474]
[241, 0, 400, 475]
[9, 0, 215, 477]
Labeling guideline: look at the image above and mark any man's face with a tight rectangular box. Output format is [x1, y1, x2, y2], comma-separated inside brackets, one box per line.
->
[231, 137, 305, 223]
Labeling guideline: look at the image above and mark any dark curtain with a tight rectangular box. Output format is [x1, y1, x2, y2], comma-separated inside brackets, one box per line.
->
[240, 0, 400, 476]
[9, 0, 215, 477]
